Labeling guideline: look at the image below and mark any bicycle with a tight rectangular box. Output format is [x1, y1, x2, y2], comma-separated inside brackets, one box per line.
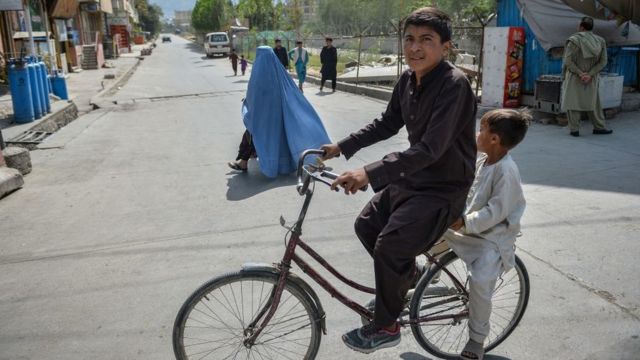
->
[173, 149, 530, 359]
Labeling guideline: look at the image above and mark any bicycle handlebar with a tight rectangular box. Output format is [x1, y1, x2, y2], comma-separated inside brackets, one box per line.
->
[296, 149, 368, 195]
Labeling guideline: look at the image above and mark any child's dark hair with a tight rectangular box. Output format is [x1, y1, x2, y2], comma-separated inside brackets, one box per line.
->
[481, 109, 531, 149]
[404, 7, 452, 43]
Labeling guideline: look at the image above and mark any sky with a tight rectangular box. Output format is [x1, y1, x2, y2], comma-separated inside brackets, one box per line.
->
[150, 0, 196, 19]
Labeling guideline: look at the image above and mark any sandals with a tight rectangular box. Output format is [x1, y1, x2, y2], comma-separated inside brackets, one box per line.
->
[227, 161, 247, 172]
[460, 339, 484, 360]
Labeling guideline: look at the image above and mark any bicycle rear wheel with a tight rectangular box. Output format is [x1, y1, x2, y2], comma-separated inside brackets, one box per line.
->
[409, 252, 529, 359]
[173, 270, 322, 360]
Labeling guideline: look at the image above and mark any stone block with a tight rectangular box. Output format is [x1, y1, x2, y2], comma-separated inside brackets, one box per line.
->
[0, 167, 23, 199]
[3, 146, 32, 175]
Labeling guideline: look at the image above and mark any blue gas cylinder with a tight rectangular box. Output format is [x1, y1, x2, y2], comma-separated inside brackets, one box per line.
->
[26, 59, 42, 119]
[51, 71, 69, 100]
[8, 58, 35, 123]
[36, 57, 51, 113]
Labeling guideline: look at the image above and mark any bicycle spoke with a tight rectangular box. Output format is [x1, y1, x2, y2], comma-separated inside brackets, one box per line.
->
[188, 310, 240, 339]
[261, 342, 306, 360]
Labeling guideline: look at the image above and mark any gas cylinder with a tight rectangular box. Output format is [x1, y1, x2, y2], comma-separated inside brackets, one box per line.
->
[8, 58, 35, 123]
[36, 57, 51, 113]
[26, 59, 42, 119]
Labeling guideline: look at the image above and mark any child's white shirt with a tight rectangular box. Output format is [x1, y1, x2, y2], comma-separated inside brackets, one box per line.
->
[453, 153, 526, 270]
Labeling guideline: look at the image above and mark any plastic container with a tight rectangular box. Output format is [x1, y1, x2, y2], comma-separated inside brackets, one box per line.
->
[51, 72, 69, 100]
[26, 59, 43, 119]
[8, 58, 35, 123]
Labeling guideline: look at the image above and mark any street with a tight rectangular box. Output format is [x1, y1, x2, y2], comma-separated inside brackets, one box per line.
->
[0, 34, 639, 359]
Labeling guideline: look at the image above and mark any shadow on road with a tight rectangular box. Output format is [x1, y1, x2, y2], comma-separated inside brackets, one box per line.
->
[184, 41, 205, 54]
[225, 167, 297, 201]
[400, 352, 511, 360]
[233, 80, 249, 83]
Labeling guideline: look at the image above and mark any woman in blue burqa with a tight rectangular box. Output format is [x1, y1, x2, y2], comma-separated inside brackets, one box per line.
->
[227, 46, 331, 177]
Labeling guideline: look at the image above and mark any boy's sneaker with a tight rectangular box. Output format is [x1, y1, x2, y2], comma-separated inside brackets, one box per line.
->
[342, 322, 401, 354]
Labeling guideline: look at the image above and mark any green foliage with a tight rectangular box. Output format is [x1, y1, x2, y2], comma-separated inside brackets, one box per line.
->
[312, 0, 496, 35]
[136, 0, 164, 35]
[192, 0, 230, 32]
[236, 0, 276, 30]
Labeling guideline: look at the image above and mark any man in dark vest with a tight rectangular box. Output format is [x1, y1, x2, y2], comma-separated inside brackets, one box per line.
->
[273, 38, 289, 69]
[320, 37, 338, 92]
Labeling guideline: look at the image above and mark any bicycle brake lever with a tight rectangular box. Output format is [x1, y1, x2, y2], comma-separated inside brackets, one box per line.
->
[314, 176, 339, 191]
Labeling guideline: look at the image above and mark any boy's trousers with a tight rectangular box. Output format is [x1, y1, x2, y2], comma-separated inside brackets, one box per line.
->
[443, 230, 505, 343]
[354, 184, 456, 327]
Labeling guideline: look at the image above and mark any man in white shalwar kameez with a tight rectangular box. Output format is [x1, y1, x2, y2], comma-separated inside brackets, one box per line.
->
[443, 109, 530, 360]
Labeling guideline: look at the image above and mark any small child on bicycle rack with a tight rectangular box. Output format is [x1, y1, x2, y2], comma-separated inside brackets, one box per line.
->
[321, 7, 478, 355]
[444, 108, 530, 360]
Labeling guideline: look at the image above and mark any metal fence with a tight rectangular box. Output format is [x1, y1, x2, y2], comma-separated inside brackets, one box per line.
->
[234, 26, 485, 92]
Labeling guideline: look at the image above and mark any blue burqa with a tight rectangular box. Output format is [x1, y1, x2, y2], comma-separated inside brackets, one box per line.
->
[242, 46, 331, 178]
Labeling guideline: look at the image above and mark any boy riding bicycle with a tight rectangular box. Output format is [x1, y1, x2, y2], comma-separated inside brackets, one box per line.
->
[444, 108, 529, 360]
[321, 7, 477, 354]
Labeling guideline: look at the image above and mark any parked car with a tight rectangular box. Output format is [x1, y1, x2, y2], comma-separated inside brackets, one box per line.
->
[204, 32, 230, 57]
[162, 35, 171, 43]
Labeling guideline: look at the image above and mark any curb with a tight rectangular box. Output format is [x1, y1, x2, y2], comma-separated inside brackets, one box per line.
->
[4, 101, 79, 150]
[292, 72, 393, 102]
[90, 58, 141, 107]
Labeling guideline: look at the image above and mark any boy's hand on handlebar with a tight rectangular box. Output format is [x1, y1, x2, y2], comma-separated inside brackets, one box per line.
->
[320, 144, 341, 160]
[331, 168, 369, 195]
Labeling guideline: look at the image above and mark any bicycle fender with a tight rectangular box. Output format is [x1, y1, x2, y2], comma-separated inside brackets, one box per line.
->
[240, 263, 327, 335]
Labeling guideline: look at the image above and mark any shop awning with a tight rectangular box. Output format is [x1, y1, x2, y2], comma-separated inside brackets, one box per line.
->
[516, 0, 640, 51]
[562, 0, 640, 26]
[51, 0, 79, 18]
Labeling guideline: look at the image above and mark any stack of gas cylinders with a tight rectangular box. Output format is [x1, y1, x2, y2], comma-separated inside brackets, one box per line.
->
[8, 56, 68, 124]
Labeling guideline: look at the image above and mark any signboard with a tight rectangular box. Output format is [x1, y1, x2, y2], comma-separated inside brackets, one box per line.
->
[0, 0, 23, 11]
[502, 27, 525, 108]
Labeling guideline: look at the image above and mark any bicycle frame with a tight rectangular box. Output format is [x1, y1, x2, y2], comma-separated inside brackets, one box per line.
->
[244, 150, 469, 345]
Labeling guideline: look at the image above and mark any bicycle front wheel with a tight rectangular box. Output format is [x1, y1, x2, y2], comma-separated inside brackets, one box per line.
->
[173, 270, 322, 360]
[409, 252, 530, 359]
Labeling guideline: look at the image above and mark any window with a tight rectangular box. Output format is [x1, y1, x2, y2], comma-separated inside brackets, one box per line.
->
[210, 34, 228, 42]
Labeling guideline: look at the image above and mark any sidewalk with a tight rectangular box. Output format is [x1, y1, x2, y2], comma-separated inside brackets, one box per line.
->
[0, 43, 149, 141]
[0, 44, 150, 199]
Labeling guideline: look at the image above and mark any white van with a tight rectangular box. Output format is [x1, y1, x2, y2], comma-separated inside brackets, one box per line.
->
[204, 32, 231, 57]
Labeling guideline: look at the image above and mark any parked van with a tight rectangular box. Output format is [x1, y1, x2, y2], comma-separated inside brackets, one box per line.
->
[204, 32, 230, 57]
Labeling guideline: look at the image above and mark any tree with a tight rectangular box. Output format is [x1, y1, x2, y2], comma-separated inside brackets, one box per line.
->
[192, 0, 229, 32]
[313, 0, 496, 35]
[136, 0, 164, 36]
[236, 0, 275, 30]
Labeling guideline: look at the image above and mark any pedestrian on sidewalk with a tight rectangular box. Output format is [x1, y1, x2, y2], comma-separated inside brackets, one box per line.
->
[229, 49, 239, 76]
[288, 41, 309, 92]
[561, 16, 612, 137]
[273, 39, 289, 69]
[320, 37, 338, 92]
[228, 46, 330, 176]
[240, 55, 248, 76]
[321, 7, 477, 354]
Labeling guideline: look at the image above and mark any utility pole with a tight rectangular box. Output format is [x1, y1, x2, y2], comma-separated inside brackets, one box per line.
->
[24, 0, 36, 56]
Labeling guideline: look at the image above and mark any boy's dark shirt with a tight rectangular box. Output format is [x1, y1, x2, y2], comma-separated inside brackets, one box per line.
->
[338, 60, 477, 203]
[229, 53, 238, 64]
[273, 46, 289, 68]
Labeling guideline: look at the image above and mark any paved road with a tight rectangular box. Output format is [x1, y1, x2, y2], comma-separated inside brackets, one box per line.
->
[1, 34, 638, 359]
